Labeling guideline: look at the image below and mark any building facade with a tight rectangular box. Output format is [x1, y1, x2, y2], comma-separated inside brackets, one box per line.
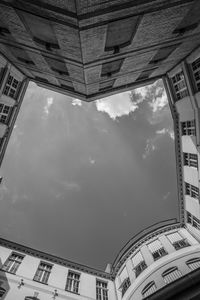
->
[0, 0, 200, 299]
[0, 0, 200, 101]
[1, 222, 200, 300]
[0, 52, 28, 167]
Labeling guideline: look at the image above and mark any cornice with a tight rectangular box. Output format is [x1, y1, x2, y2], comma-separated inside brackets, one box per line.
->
[0, 238, 112, 280]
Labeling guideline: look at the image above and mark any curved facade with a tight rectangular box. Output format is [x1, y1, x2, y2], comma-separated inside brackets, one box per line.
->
[114, 225, 200, 300]
[1, 223, 200, 300]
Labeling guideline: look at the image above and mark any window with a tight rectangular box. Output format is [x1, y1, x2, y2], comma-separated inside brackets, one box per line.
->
[121, 278, 131, 297]
[147, 239, 167, 261]
[181, 120, 196, 136]
[171, 72, 188, 100]
[162, 267, 182, 284]
[187, 211, 200, 230]
[183, 153, 198, 168]
[142, 281, 156, 298]
[3, 75, 19, 99]
[96, 280, 108, 300]
[33, 261, 52, 284]
[0, 103, 11, 124]
[132, 252, 147, 278]
[119, 267, 131, 297]
[65, 271, 80, 294]
[167, 232, 190, 250]
[191, 57, 200, 91]
[186, 258, 200, 271]
[2, 252, 24, 274]
[185, 182, 199, 199]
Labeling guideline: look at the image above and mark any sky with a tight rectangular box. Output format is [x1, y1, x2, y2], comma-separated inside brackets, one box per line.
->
[0, 79, 178, 270]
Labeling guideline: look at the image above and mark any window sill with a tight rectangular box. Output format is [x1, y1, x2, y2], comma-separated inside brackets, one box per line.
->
[0, 269, 16, 275]
[33, 279, 48, 285]
[65, 289, 79, 295]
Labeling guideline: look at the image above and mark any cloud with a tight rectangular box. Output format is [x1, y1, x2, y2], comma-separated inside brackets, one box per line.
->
[143, 138, 157, 159]
[149, 91, 168, 113]
[44, 97, 54, 115]
[156, 128, 175, 140]
[72, 99, 82, 106]
[96, 92, 138, 120]
[59, 180, 80, 191]
[89, 158, 96, 165]
[143, 126, 174, 159]
[11, 193, 29, 204]
[163, 192, 170, 200]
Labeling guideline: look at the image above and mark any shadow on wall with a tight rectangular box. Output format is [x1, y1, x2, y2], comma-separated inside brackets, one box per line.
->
[0, 258, 10, 300]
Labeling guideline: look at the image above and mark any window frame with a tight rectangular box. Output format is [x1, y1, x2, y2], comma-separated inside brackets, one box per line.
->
[181, 120, 196, 136]
[0, 103, 12, 124]
[134, 260, 147, 278]
[171, 71, 189, 101]
[191, 57, 200, 92]
[183, 152, 198, 168]
[121, 277, 131, 297]
[3, 74, 20, 99]
[65, 270, 80, 294]
[96, 279, 108, 300]
[33, 261, 53, 285]
[1, 252, 24, 274]
[185, 182, 199, 199]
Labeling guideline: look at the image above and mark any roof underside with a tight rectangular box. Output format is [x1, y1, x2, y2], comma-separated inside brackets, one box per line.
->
[0, 0, 200, 100]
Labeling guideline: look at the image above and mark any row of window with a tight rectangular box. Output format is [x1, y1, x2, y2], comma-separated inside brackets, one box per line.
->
[183, 153, 198, 168]
[181, 120, 196, 136]
[1, 254, 108, 298]
[142, 258, 200, 298]
[119, 232, 190, 296]
[0, 73, 21, 125]
[171, 56, 200, 101]
[185, 182, 199, 199]
[187, 211, 200, 230]
[3, 74, 20, 100]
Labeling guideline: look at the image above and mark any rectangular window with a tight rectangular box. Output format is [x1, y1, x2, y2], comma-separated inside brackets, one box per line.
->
[3, 75, 19, 99]
[171, 72, 188, 101]
[142, 281, 156, 298]
[33, 261, 52, 284]
[185, 182, 199, 199]
[183, 153, 198, 168]
[0, 103, 11, 124]
[167, 232, 190, 250]
[121, 278, 131, 297]
[2, 252, 24, 274]
[187, 211, 200, 230]
[119, 267, 130, 297]
[96, 280, 108, 300]
[147, 240, 167, 261]
[192, 57, 200, 92]
[132, 252, 147, 277]
[181, 120, 196, 136]
[65, 271, 80, 294]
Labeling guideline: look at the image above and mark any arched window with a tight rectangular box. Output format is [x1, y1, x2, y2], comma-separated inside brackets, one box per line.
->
[162, 267, 182, 284]
[186, 258, 200, 271]
[0, 287, 6, 298]
[142, 281, 156, 298]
